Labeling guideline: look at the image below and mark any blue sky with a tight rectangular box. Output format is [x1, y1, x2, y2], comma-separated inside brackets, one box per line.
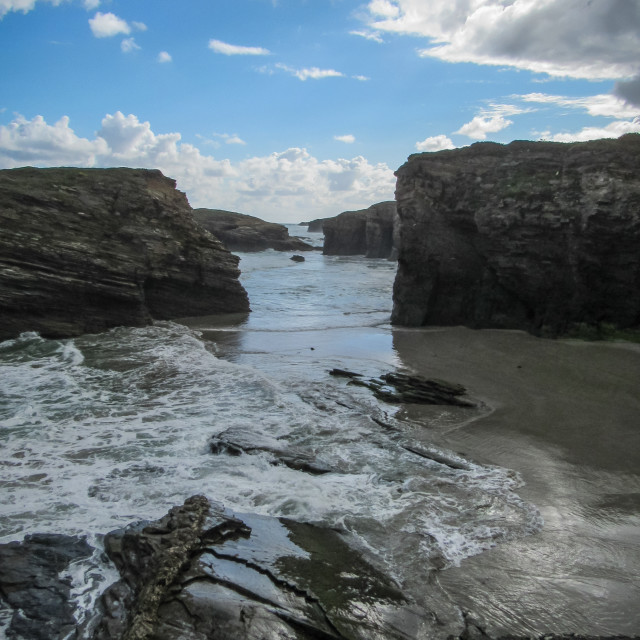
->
[1, 0, 639, 222]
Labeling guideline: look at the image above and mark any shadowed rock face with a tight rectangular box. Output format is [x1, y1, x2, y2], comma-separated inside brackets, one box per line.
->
[193, 208, 314, 252]
[0, 167, 249, 340]
[322, 202, 398, 259]
[392, 135, 640, 336]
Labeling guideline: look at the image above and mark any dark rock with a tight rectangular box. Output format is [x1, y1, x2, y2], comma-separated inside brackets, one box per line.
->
[392, 135, 640, 336]
[306, 218, 329, 232]
[93, 495, 429, 639]
[193, 208, 314, 252]
[290, 254, 305, 262]
[322, 202, 398, 259]
[0, 533, 93, 640]
[209, 431, 332, 475]
[0, 167, 249, 341]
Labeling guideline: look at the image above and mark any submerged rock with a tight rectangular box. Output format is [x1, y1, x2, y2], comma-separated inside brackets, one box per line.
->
[0, 167, 249, 340]
[392, 135, 640, 336]
[93, 495, 429, 640]
[322, 202, 398, 259]
[193, 208, 314, 252]
[0, 533, 93, 640]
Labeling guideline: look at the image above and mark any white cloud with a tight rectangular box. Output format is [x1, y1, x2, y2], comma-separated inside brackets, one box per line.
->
[353, 74, 370, 82]
[518, 92, 639, 119]
[540, 118, 640, 143]
[131, 20, 146, 32]
[455, 115, 513, 140]
[208, 39, 270, 56]
[121, 37, 140, 53]
[276, 63, 344, 81]
[0, 112, 395, 222]
[89, 11, 130, 37]
[350, 29, 384, 44]
[363, 0, 640, 80]
[0, 0, 48, 18]
[83, 0, 99, 9]
[158, 51, 172, 63]
[415, 134, 455, 152]
[334, 134, 355, 144]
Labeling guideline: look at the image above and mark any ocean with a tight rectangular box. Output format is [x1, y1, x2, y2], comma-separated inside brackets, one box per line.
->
[2, 225, 638, 637]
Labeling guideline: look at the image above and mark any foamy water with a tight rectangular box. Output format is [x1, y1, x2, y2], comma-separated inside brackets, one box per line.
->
[0, 228, 542, 631]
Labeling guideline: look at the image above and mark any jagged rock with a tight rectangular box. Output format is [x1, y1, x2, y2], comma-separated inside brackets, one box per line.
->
[0, 533, 93, 640]
[290, 254, 306, 262]
[93, 495, 429, 640]
[322, 202, 398, 259]
[329, 368, 474, 407]
[0, 167, 249, 340]
[193, 208, 314, 252]
[392, 135, 640, 336]
[306, 218, 329, 232]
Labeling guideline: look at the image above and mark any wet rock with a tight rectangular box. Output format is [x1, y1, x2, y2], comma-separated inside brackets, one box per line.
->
[291, 254, 306, 262]
[93, 495, 430, 640]
[0, 533, 93, 640]
[392, 135, 640, 336]
[209, 432, 332, 475]
[330, 369, 474, 407]
[322, 202, 398, 259]
[193, 208, 314, 252]
[0, 167, 249, 340]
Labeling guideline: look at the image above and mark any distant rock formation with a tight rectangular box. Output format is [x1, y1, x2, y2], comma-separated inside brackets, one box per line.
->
[392, 135, 640, 336]
[0, 167, 249, 341]
[193, 208, 314, 252]
[322, 201, 398, 259]
[306, 217, 328, 232]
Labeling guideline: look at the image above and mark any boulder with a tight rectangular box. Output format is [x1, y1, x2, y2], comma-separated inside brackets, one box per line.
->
[193, 208, 314, 252]
[322, 202, 398, 259]
[392, 135, 640, 336]
[0, 167, 249, 340]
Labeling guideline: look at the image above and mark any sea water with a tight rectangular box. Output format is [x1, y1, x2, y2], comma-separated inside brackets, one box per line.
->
[0, 227, 541, 632]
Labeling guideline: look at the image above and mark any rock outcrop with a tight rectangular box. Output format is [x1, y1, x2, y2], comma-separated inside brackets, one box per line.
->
[193, 208, 314, 252]
[322, 202, 398, 259]
[93, 495, 429, 640]
[392, 135, 640, 336]
[0, 167, 249, 341]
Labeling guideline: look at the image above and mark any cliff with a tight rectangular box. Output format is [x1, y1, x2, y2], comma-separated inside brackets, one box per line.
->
[193, 208, 314, 252]
[322, 201, 398, 259]
[0, 167, 249, 341]
[392, 134, 640, 336]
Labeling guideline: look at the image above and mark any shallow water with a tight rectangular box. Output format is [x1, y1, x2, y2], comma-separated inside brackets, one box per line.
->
[1, 227, 637, 637]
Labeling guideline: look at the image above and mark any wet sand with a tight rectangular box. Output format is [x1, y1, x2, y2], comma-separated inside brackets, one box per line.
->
[392, 327, 640, 637]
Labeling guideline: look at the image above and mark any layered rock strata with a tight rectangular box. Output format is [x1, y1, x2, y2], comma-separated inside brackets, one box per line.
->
[322, 201, 398, 259]
[193, 208, 314, 252]
[392, 135, 640, 335]
[0, 167, 249, 340]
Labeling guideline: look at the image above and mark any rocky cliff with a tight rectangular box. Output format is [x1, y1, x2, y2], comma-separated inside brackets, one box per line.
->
[322, 201, 397, 259]
[193, 208, 314, 252]
[392, 135, 640, 336]
[0, 167, 249, 340]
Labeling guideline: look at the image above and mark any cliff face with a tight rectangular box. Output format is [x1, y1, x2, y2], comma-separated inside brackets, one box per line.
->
[0, 167, 249, 340]
[322, 201, 397, 259]
[193, 208, 313, 252]
[392, 134, 640, 335]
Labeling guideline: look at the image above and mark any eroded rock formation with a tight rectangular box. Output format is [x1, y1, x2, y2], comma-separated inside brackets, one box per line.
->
[322, 202, 398, 259]
[392, 135, 640, 336]
[0, 167, 249, 340]
[193, 208, 314, 252]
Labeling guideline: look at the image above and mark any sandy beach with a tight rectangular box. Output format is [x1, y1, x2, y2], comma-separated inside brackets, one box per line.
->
[392, 327, 640, 637]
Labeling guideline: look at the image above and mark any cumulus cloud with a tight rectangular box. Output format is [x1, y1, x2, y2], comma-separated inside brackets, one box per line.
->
[121, 37, 140, 53]
[518, 92, 639, 119]
[0, 112, 395, 221]
[363, 0, 640, 80]
[276, 63, 344, 81]
[158, 51, 172, 63]
[540, 118, 640, 143]
[350, 29, 384, 43]
[455, 115, 513, 140]
[208, 39, 270, 56]
[83, 0, 99, 9]
[89, 11, 130, 37]
[334, 134, 355, 144]
[614, 75, 640, 108]
[415, 134, 455, 152]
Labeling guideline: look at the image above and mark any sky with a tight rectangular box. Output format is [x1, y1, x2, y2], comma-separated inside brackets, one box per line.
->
[1, 0, 639, 223]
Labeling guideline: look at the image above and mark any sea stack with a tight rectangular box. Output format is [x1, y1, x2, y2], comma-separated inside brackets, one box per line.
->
[0, 167, 250, 340]
[392, 134, 640, 336]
